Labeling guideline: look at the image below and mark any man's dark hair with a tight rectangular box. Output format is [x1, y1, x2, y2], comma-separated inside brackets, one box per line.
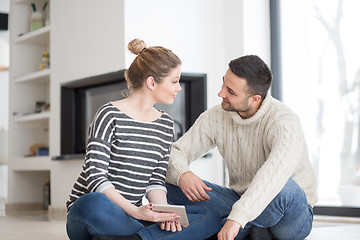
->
[229, 55, 272, 99]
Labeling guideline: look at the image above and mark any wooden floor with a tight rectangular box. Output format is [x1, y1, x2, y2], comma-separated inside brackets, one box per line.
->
[1, 208, 360, 240]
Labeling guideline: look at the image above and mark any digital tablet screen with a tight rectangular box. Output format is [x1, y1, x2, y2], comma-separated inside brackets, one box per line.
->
[152, 204, 189, 227]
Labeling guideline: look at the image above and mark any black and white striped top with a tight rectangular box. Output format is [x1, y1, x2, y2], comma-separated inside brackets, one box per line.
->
[66, 103, 174, 211]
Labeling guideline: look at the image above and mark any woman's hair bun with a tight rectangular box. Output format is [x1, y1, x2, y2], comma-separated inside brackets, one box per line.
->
[128, 39, 147, 55]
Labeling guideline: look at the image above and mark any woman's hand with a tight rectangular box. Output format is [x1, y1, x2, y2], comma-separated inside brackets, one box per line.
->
[159, 220, 183, 232]
[145, 190, 183, 232]
[103, 188, 181, 228]
[133, 203, 180, 223]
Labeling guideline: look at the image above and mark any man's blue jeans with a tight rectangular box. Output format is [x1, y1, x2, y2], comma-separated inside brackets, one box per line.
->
[166, 178, 313, 240]
[66, 192, 222, 240]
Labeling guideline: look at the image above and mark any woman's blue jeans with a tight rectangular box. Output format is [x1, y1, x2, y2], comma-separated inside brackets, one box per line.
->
[66, 192, 222, 240]
[166, 178, 313, 240]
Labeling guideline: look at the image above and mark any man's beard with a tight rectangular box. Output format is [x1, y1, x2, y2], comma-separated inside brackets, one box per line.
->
[221, 100, 250, 113]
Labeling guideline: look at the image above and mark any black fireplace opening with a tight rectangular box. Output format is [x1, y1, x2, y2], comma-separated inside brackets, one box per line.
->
[56, 70, 207, 160]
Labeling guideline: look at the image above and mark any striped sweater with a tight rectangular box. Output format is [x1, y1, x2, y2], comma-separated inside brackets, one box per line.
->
[66, 103, 174, 211]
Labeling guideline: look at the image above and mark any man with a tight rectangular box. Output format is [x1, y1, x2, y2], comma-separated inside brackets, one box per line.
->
[166, 55, 318, 240]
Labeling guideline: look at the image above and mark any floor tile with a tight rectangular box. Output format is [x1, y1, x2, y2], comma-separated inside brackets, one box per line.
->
[308, 225, 360, 240]
[0, 214, 67, 240]
[1, 209, 360, 239]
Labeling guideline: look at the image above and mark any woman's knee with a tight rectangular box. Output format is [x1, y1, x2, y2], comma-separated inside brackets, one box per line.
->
[70, 193, 108, 218]
[67, 218, 92, 240]
[68, 192, 139, 237]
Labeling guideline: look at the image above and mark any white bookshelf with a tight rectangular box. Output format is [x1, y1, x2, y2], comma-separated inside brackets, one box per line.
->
[14, 68, 50, 84]
[13, 111, 50, 123]
[8, 0, 52, 208]
[14, 25, 50, 45]
[12, 156, 51, 171]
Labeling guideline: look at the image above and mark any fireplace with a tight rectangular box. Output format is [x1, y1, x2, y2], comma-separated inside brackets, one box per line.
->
[55, 70, 207, 160]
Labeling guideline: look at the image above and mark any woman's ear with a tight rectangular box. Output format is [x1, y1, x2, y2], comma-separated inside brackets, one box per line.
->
[146, 76, 156, 90]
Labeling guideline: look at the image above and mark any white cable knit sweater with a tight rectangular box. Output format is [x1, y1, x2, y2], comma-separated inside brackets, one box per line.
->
[166, 95, 318, 227]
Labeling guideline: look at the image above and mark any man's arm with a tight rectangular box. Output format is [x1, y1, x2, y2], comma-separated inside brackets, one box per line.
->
[166, 107, 217, 186]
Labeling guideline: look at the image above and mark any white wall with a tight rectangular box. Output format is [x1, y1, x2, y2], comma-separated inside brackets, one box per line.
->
[0, 0, 9, 164]
[50, 0, 126, 209]
[242, 0, 271, 64]
[0, 0, 9, 14]
[124, 0, 248, 109]
[48, 0, 271, 209]
[0, 0, 9, 203]
[51, 1, 126, 84]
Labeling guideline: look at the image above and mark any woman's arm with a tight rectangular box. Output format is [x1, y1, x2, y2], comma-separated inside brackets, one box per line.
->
[103, 187, 179, 223]
[103, 188, 138, 216]
[146, 189, 168, 204]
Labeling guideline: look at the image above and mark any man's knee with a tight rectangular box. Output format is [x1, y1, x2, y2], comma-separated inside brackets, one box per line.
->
[277, 178, 307, 203]
[165, 182, 179, 192]
[165, 182, 190, 204]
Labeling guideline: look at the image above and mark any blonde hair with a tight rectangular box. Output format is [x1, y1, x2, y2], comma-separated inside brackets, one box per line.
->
[124, 39, 181, 91]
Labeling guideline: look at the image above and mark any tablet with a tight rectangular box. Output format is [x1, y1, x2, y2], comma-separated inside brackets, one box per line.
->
[152, 204, 189, 227]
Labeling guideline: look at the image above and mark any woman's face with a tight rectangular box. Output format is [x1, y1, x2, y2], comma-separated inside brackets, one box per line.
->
[154, 65, 182, 105]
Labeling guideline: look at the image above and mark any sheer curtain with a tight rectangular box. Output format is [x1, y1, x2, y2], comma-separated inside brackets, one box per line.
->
[280, 0, 360, 207]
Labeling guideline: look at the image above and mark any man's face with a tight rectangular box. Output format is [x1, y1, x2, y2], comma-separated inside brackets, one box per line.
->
[218, 68, 257, 119]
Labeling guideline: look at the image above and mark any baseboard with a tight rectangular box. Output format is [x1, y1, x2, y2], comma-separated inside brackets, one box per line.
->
[49, 206, 67, 221]
[314, 215, 360, 224]
[5, 202, 43, 212]
[314, 206, 360, 218]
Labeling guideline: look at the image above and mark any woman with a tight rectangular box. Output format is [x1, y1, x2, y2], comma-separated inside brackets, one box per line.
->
[66, 38, 185, 240]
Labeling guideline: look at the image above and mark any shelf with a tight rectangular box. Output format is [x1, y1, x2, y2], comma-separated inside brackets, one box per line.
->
[14, 69, 50, 84]
[14, 0, 32, 4]
[12, 156, 51, 171]
[14, 111, 50, 123]
[15, 25, 50, 45]
[0, 65, 9, 71]
[15, 0, 48, 5]
[14, 0, 29, 4]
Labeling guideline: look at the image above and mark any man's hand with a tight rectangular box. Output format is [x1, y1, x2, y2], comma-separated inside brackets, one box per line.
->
[178, 171, 212, 202]
[217, 219, 241, 240]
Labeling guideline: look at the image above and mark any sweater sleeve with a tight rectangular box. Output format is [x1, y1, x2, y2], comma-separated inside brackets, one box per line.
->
[166, 108, 217, 185]
[227, 116, 306, 227]
[146, 150, 171, 194]
[84, 106, 115, 193]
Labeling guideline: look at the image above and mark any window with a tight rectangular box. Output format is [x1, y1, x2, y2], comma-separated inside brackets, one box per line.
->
[277, 0, 360, 211]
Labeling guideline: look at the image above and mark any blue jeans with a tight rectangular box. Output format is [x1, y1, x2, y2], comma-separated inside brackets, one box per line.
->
[166, 178, 313, 240]
[66, 192, 221, 240]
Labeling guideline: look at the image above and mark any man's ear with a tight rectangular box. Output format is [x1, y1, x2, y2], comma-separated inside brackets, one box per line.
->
[250, 94, 262, 104]
[146, 76, 156, 90]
